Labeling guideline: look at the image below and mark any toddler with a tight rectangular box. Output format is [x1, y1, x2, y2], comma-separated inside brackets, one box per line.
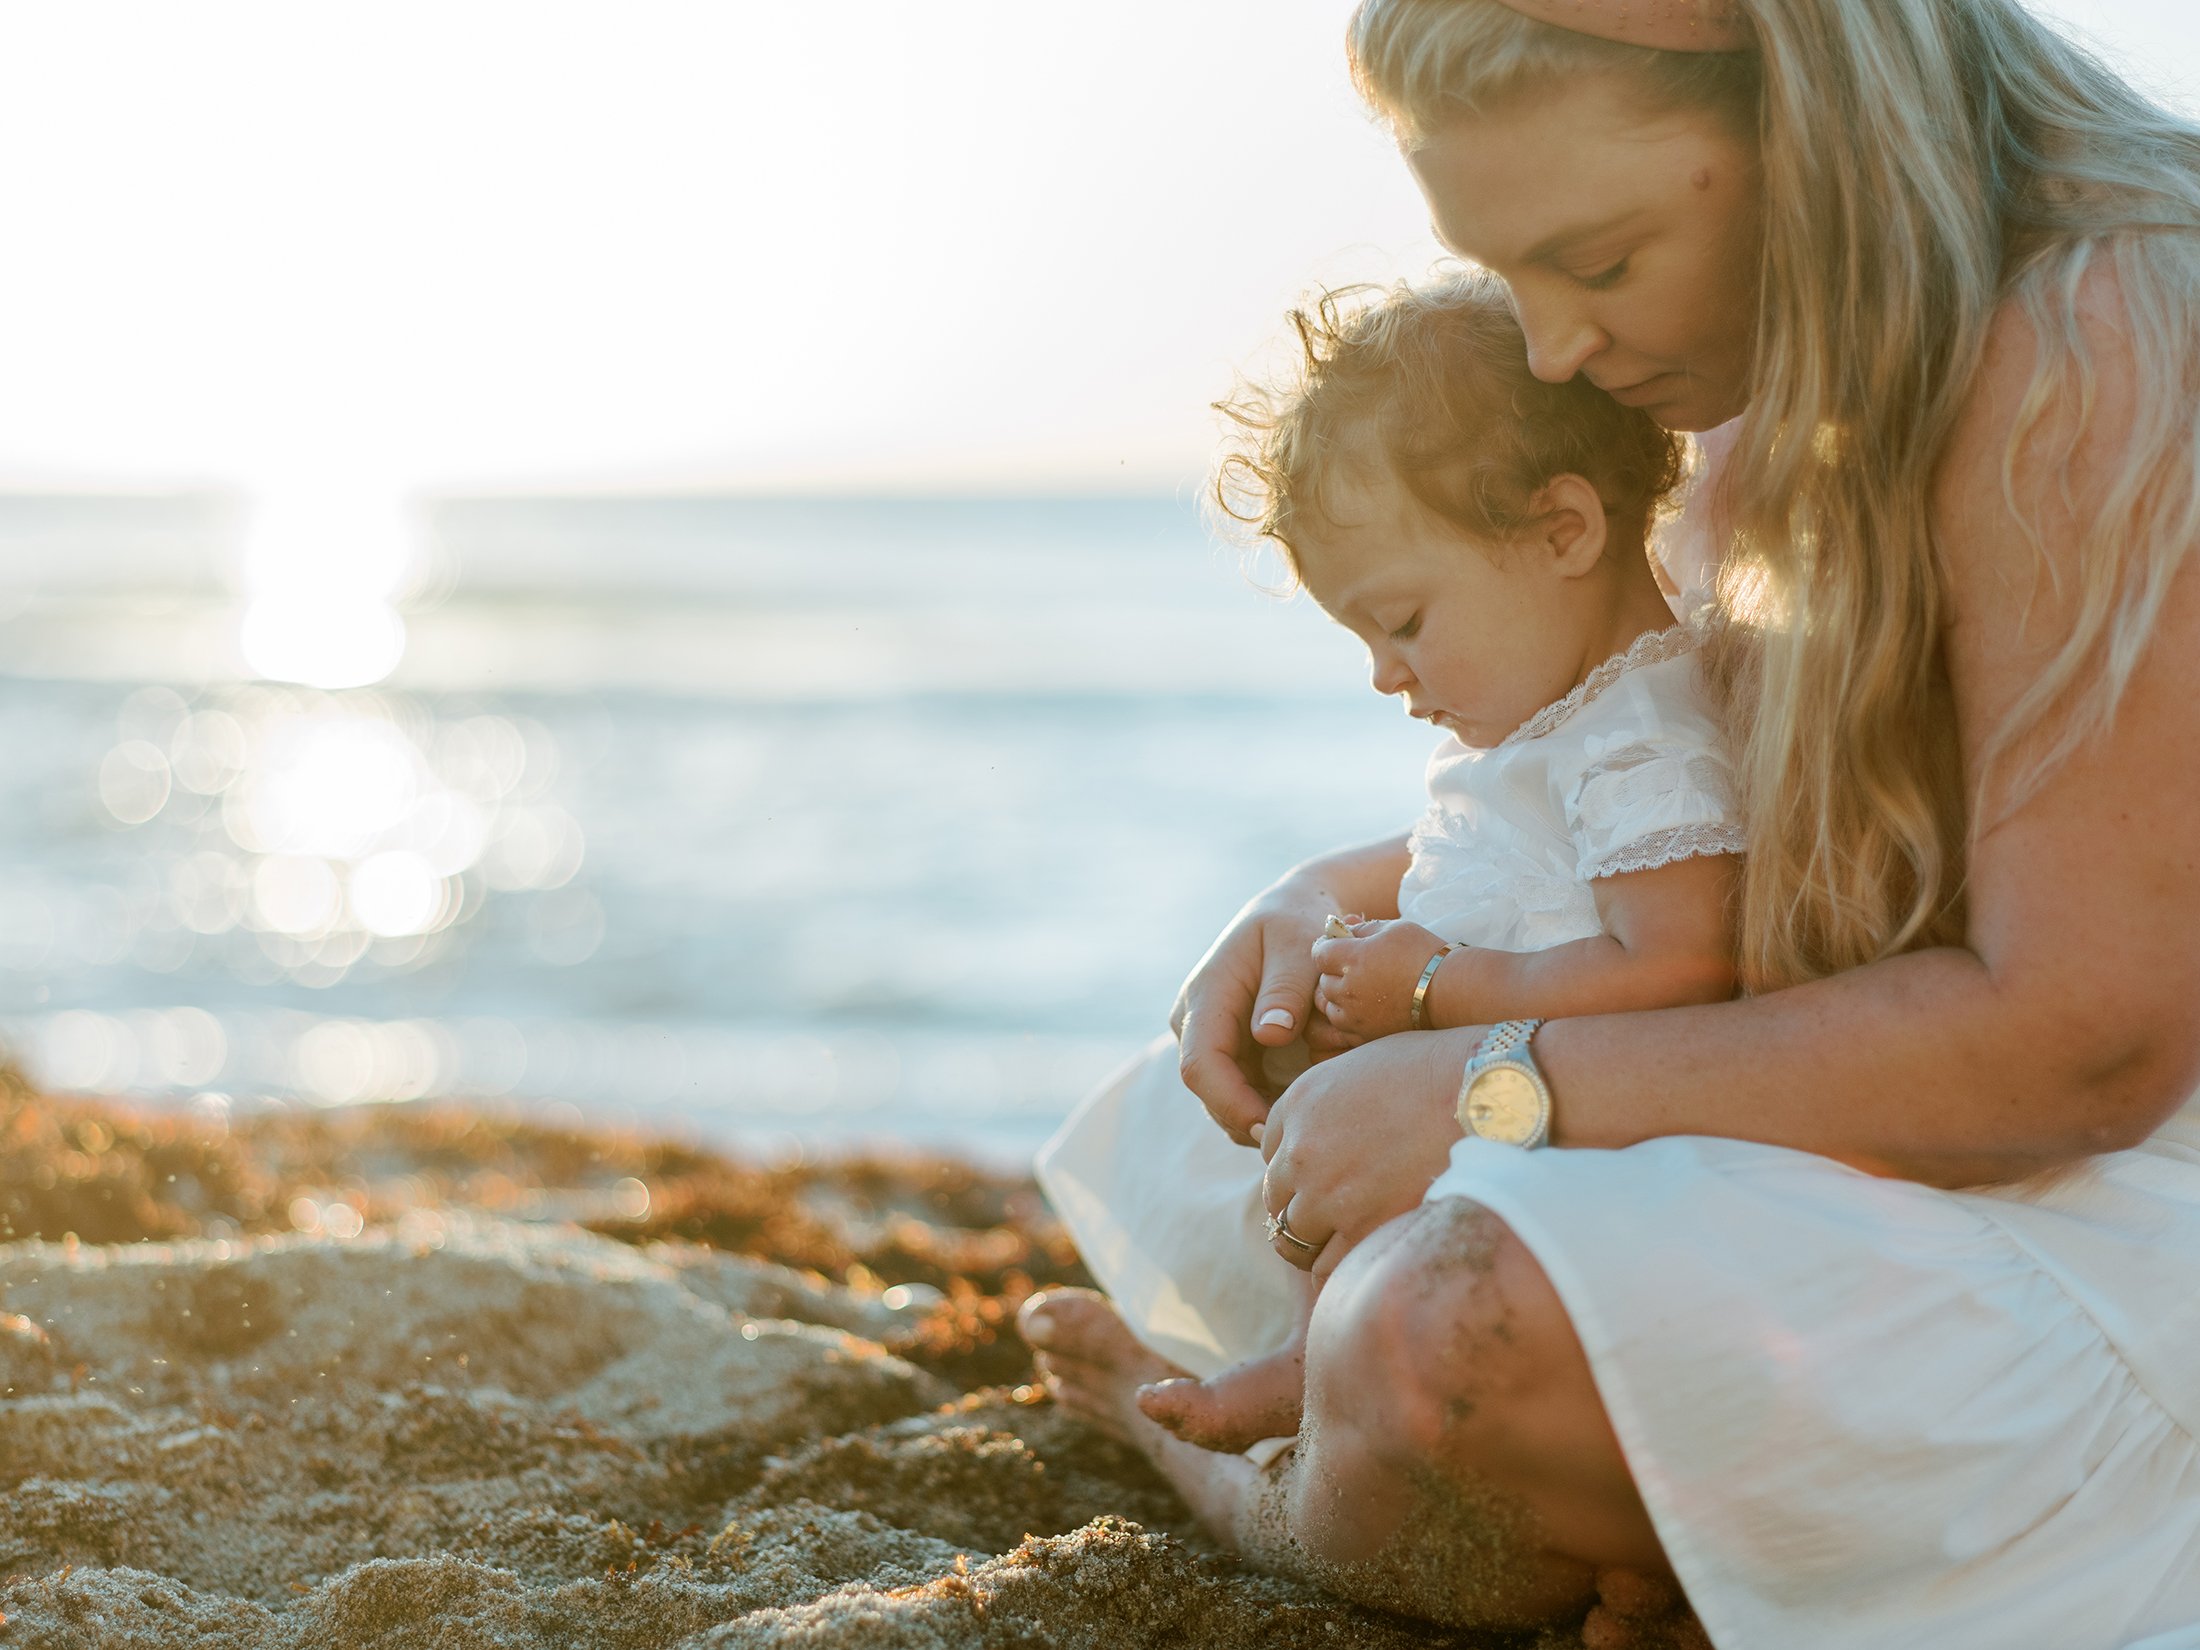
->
[1037, 272, 1743, 1453]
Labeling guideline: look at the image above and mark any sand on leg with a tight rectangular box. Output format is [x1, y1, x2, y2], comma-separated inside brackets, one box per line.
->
[1022, 1200, 1706, 1643]
[1275, 1198, 1705, 1639]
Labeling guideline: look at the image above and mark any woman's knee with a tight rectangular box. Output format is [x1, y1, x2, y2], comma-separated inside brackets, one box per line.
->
[1309, 1197, 1579, 1457]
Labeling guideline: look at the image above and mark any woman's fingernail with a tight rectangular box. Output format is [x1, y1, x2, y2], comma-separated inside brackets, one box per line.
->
[1022, 1311, 1055, 1345]
[1247, 1121, 1265, 1146]
[1258, 1009, 1295, 1031]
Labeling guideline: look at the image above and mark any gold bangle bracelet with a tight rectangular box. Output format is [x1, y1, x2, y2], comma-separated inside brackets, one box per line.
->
[1410, 944, 1454, 1031]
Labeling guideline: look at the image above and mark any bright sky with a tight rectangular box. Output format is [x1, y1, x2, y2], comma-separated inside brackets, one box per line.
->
[0, 1, 2191, 498]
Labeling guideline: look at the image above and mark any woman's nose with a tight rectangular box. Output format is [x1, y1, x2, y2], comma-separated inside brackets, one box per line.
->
[1512, 292, 1606, 384]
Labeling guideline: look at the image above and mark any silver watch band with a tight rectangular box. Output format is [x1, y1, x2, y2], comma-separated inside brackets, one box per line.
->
[1475, 1018, 1544, 1062]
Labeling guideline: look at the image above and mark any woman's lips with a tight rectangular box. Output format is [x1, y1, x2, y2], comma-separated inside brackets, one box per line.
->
[1603, 373, 1671, 407]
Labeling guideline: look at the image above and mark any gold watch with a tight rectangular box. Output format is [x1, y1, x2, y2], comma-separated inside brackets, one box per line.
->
[1455, 1019, 1552, 1148]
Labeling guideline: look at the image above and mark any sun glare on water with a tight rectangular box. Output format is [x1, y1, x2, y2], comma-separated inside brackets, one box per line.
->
[179, 481, 584, 970]
[237, 484, 415, 692]
[89, 682, 586, 993]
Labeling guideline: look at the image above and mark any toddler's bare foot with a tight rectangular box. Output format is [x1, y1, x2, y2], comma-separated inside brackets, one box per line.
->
[1135, 1334, 1306, 1453]
[1015, 1287, 1186, 1447]
[1581, 1569, 1710, 1650]
[1014, 1288, 1273, 1549]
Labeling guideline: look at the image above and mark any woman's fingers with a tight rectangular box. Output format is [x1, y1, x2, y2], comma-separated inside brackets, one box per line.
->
[1304, 1017, 1357, 1054]
[1250, 927, 1322, 1045]
[1176, 1000, 1272, 1145]
[1266, 1211, 1328, 1267]
[1260, 1181, 1333, 1271]
[1259, 1096, 1334, 1269]
[1259, 1144, 1332, 1263]
[1257, 1031, 1475, 1276]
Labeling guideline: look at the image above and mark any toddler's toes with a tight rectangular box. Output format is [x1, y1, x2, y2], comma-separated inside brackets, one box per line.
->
[1134, 1377, 1274, 1453]
[1598, 1570, 1680, 1618]
[1134, 1377, 1207, 1440]
[1135, 1372, 1276, 1452]
[1134, 1360, 1304, 1454]
[1581, 1569, 1706, 1650]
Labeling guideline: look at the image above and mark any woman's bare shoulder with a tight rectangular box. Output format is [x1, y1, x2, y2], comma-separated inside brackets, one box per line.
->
[1935, 249, 2147, 611]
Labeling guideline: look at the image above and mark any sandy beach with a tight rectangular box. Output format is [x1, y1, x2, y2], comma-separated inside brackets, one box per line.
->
[0, 1070, 1567, 1649]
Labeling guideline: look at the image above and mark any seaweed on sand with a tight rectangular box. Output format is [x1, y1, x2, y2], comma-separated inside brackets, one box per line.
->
[0, 1073, 1585, 1649]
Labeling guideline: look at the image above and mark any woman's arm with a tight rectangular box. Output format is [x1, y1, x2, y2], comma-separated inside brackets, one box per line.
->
[1171, 833, 1411, 1143]
[1542, 264, 2200, 1185]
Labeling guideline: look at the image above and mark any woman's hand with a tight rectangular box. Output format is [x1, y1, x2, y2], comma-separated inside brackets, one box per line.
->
[1258, 1027, 1482, 1272]
[1171, 836, 1414, 1147]
[1169, 885, 1333, 1145]
[1313, 918, 1453, 1039]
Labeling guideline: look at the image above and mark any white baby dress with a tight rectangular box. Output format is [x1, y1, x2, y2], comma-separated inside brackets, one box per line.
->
[1036, 623, 1741, 1375]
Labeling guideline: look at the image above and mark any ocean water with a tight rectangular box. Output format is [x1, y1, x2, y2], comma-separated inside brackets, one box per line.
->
[0, 495, 1435, 1159]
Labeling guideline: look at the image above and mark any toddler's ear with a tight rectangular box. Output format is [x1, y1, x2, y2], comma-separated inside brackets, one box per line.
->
[1528, 473, 1610, 578]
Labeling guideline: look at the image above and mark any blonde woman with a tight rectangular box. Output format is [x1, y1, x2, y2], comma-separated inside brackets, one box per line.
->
[1019, 2, 2200, 1645]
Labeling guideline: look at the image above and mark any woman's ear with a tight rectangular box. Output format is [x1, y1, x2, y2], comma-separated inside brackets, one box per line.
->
[1527, 474, 1609, 577]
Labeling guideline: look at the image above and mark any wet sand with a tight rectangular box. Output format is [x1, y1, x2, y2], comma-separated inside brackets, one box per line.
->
[0, 1072, 1577, 1648]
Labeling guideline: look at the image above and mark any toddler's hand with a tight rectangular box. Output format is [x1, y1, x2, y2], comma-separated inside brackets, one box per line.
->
[1311, 919, 1451, 1040]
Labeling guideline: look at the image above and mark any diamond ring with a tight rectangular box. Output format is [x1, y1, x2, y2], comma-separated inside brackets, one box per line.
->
[1265, 1209, 1320, 1252]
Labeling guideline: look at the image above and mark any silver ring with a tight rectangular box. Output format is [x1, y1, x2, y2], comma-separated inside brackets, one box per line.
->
[1265, 1209, 1320, 1252]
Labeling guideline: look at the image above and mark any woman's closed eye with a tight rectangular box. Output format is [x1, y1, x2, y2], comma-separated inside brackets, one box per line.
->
[1575, 257, 1630, 292]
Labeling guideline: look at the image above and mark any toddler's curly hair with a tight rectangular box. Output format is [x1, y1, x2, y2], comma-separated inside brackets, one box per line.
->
[1214, 272, 1685, 577]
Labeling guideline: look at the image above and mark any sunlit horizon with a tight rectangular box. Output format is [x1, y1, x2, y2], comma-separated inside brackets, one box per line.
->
[0, 0, 2195, 691]
[0, 0, 2182, 507]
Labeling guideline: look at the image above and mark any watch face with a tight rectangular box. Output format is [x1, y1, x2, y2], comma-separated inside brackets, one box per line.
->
[1465, 1065, 1545, 1147]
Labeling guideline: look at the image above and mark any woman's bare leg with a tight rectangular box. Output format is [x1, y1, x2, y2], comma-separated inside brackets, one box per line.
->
[1021, 1199, 1701, 1641]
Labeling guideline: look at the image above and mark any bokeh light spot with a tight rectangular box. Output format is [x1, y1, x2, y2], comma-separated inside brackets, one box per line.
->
[349, 850, 444, 939]
[98, 740, 172, 824]
[253, 855, 341, 937]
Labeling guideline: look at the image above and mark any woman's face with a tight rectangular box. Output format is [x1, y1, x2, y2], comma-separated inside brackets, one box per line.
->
[1405, 76, 1763, 432]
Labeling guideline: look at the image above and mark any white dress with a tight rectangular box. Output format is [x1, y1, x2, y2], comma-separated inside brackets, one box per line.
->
[1036, 624, 1743, 1373]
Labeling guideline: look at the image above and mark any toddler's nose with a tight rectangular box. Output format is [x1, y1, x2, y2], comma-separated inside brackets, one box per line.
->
[1369, 650, 1413, 698]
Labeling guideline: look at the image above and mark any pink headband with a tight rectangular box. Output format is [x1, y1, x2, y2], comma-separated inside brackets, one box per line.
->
[1492, 0, 1752, 53]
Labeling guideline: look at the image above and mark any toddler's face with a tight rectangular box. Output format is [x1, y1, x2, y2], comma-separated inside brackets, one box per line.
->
[1293, 473, 1600, 749]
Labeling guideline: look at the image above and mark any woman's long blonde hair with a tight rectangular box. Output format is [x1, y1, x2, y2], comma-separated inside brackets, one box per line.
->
[1350, 0, 2200, 992]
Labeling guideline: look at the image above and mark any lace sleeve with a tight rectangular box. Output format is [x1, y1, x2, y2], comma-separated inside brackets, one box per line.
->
[1566, 741, 1745, 881]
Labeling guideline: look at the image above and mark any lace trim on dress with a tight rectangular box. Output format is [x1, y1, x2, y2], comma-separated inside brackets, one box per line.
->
[1581, 821, 1747, 881]
[1500, 625, 1697, 749]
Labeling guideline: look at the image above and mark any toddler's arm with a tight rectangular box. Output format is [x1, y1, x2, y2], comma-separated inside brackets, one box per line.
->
[1313, 853, 1737, 1038]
